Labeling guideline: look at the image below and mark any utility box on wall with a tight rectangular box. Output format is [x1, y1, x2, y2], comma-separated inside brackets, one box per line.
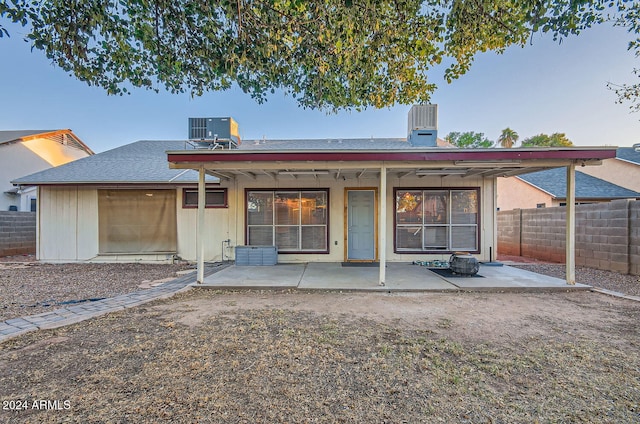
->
[235, 245, 278, 266]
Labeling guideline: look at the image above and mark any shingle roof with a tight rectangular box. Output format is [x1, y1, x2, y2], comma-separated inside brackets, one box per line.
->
[616, 147, 640, 165]
[12, 140, 218, 185]
[0, 130, 58, 145]
[517, 167, 640, 199]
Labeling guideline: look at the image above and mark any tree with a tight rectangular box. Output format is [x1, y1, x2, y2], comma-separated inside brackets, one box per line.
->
[607, 2, 640, 113]
[498, 128, 519, 148]
[520, 133, 574, 147]
[0, 1, 637, 111]
[445, 131, 494, 149]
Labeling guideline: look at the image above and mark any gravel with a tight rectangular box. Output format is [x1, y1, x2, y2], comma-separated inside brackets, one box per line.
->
[511, 263, 640, 297]
[0, 256, 194, 322]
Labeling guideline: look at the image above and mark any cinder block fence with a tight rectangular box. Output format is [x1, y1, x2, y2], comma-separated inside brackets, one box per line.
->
[498, 199, 640, 276]
[0, 211, 36, 256]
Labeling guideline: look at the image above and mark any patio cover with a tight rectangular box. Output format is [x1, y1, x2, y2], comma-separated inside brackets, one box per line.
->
[167, 146, 617, 285]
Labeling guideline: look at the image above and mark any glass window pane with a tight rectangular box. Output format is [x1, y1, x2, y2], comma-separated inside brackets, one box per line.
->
[451, 190, 478, 224]
[396, 191, 423, 224]
[248, 226, 273, 246]
[275, 192, 300, 225]
[205, 190, 225, 206]
[451, 226, 477, 250]
[247, 192, 273, 225]
[423, 191, 448, 224]
[184, 190, 198, 206]
[423, 226, 448, 250]
[301, 226, 327, 250]
[275, 226, 299, 250]
[301, 192, 327, 225]
[396, 226, 422, 250]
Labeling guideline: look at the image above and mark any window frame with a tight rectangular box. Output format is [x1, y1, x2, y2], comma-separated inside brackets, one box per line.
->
[245, 188, 330, 254]
[393, 187, 481, 254]
[182, 188, 228, 209]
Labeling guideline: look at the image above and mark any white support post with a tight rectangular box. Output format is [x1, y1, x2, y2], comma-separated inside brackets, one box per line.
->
[379, 165, 387, 285]
[566, 163, 576, 285]
[197, 166, 206, 284]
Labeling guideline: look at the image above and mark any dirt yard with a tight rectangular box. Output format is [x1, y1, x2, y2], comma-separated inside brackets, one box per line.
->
[1, 289, 639, 423]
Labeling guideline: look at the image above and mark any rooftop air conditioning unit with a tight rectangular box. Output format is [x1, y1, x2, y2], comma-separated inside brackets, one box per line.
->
[189, 117, 240, 149]
[407, 104, 438, 147]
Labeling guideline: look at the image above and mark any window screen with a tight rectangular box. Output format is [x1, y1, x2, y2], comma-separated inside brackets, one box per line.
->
[395, 188, 478, 252]
[98, 190, 177, 254]
[183, 188, 227, 208]
[247, 190, 328, 252]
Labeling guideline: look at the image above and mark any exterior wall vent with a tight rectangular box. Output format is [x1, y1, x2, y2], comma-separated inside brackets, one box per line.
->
[408, 104, 438, 147]
[188, 117, 240, 149]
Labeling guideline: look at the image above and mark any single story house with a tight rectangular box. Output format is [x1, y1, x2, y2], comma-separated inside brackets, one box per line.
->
[578, 145, 640, 193]
[13, 106, 617, 284]
[0, 129, 93, 211]
[497, 167, 640, 210]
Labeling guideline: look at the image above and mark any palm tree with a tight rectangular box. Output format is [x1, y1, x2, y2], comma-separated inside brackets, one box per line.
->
[498, 127, 519, 148]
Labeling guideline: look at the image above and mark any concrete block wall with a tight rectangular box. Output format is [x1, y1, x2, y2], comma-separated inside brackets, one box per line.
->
[498, 200, 639, 275]
[0, 211, 36, 256]
[497, 209, 521, 256]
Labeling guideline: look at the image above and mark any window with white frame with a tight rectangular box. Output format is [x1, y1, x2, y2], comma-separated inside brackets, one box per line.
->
[246, 190, 328, 253]
[395, 188, 479, 252]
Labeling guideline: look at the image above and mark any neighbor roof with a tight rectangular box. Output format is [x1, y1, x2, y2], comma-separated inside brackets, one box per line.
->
[517, 167, 640, 200]
[12, 140, 217, 185]
[0, 130, 59, 145]
[616, 146, 640, 165]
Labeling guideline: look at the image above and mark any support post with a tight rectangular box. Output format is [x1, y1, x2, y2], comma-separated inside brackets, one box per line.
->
[379, 165, 387, 285]
[197, 166, 206, 284]
[566, 163, 576, 285]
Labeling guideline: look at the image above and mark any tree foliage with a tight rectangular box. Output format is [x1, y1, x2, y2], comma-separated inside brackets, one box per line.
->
[445, 131, 494, 148]
[498, 127, 519, 148]
[521, 133, 574, 147]
[607, 2, 640, 113]
[0, 1, 637, 111]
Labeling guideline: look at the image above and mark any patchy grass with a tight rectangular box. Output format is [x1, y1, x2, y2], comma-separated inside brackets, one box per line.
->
[1, 290, 639, 423]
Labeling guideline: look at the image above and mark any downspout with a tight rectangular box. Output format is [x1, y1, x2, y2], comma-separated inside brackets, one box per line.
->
[565, 163, 576, 285]
[197, 166, 206, 284]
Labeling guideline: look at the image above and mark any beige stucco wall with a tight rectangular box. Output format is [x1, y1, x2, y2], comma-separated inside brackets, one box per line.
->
[1, 139, 91, 211]
[497, 176, 553, 211]
[579, 158, 640, 192]
[36, 172, 496, 263]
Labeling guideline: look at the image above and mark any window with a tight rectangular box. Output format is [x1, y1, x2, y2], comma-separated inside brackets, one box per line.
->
[536, 203, 546, 208]
[182, 188, 227, 208]
[98, 190, 177, 254]
[395, 188, 479, 253]
[246, 190, 328, 253]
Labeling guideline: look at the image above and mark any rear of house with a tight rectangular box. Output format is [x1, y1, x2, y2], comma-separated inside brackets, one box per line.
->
[13, 107, 616, 266]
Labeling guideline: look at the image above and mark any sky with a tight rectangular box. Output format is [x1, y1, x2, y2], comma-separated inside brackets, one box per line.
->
[0, 20, 638, 153]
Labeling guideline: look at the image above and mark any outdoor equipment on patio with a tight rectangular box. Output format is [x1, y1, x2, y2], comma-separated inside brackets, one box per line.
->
[449, 253, 479, 275]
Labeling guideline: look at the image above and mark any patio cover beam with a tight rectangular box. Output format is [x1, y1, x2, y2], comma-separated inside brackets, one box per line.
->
[379, 165, 387, 285]
[197, 166, 205, 284]
[566, 164, 576, 285]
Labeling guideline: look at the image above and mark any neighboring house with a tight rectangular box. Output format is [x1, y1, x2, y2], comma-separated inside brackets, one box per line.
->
[14, 106, 616, 281]
[0, 130, 93, 211]
[578, 145, 640, 193]
[497, 167, 640, 211]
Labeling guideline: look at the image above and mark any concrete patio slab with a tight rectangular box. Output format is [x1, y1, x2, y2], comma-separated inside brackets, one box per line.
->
[198, 262, 592, 292]
[298, 262, 458, 291]
[201, 264, 305, 288]
[449, 264, 592, 291]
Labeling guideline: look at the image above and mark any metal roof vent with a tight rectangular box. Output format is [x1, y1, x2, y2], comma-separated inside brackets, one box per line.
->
[408, 105, 438, 147]
[189, 117, 240, 149]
